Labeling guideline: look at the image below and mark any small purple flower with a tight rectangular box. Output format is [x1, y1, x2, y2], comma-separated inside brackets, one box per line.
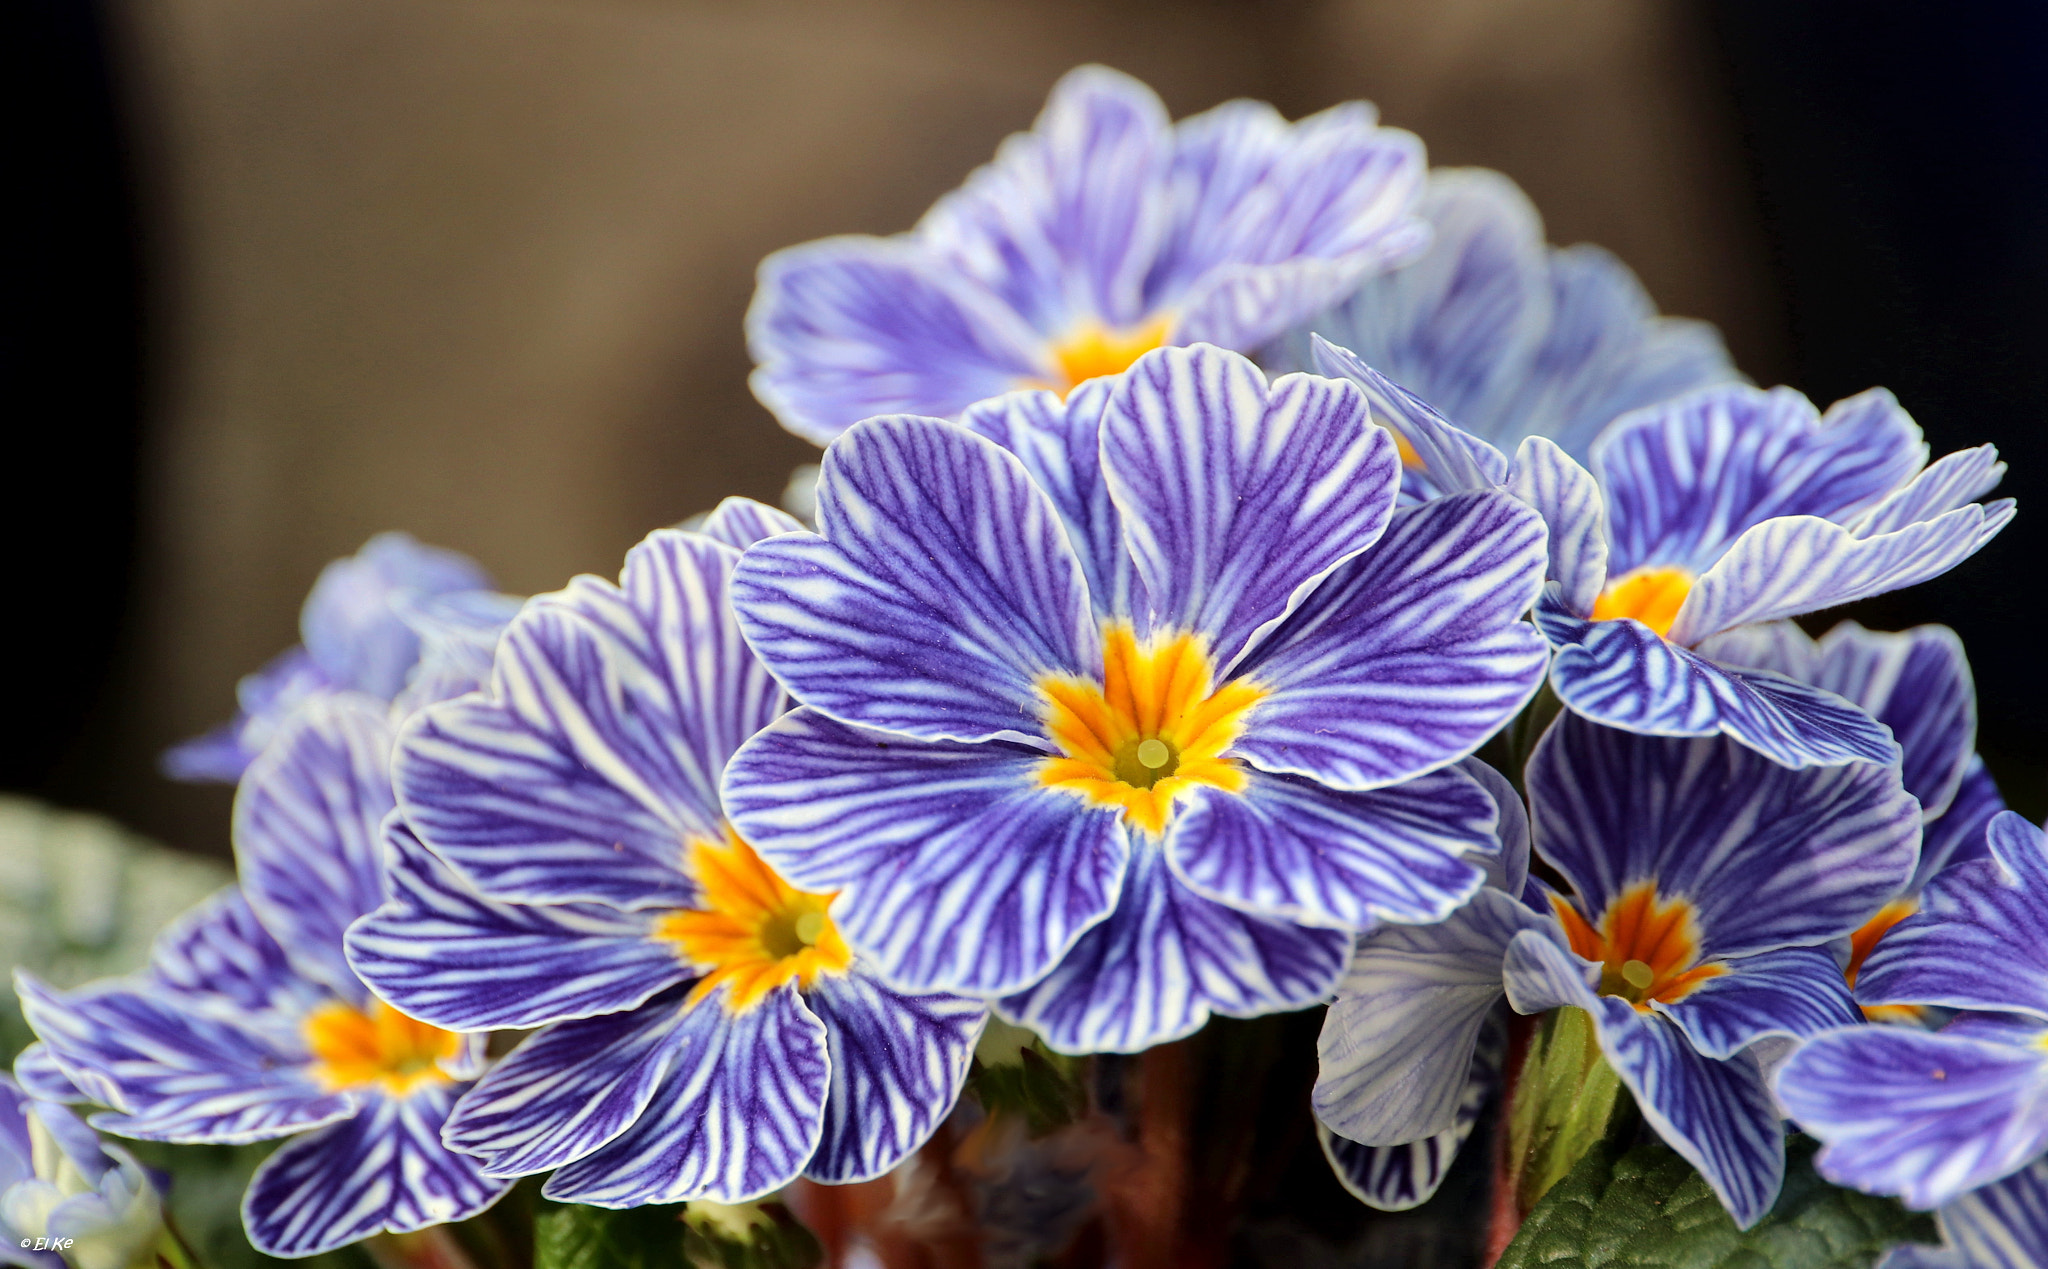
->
[1315, 339, 2014, 769]
[0, 1075, 159, 1269]
[349, 501, 987, 1207]
[1777, 813, 2048, 1213]
[722, 343, 1553, 1053]
[164, 533, 512, 783]
[1313, 714, 1919, 1228]
[21, 697, 508, 1258]
[747, 65, 1429, 443]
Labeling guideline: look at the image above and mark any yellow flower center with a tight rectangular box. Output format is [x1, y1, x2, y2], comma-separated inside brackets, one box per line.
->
[1027, 317, 1173, 397]
[1552, 882, 1725, 1011]
[1590, 567, 1694, 638]
[303, 998, 462, 1096]
[1846, 897, 1925, 1024]
[1036, 624, 1266, 835]
[656, 829, 852, 1015]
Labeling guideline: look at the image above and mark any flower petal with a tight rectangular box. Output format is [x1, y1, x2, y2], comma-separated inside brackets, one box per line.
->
[1918, 759, 2005, 889]
[1850, 443, 2006, 538]
[1541, 595, 1899, 768]
[1653, 947, 1858, 1060]
[542, 982, 829, 1207]
[12, 1045, 82, 1104]
[441, 989, 690, 1178]
[1776, 1023, 2048, 1210]
[1314, 889, 1547, 1144]
[1857, 813, 2048, 1020]
[300, 532, 493, 700]
[151, 888, 326, 1020]
[1464, 757, 1530, 899]
[1504, 933, 1785, 1229]
[344, 824, 685, 1032]
[800, 971, 986, 1184]
[960, 380, 1142, 622]
[732, 416, 1099, 745]
[1102, 344, 1399, 669]
[233, 694, 394, 1000]
[398, 529, 775, 909]
[1593, 384, 1926, 577]
[1166, 766, 1492, 931]
[1318, 1013, 1504, 1213]
[1915, 1156, 2048, 1269]
[696, 496, 805, 552]
[995, 841, 1348, 1054]
[1668, 505, 2011, 646]
[722, 709, 1127, 996]
[1528, 712, 1920, 958]
[16, 975, 349, 1145]
[746, 238, 1044, 444]
[1508, 435, 1609, 615]
[242, 1085, 508, 1258]
[1309, 336, 1512, 495]
[1231, 490, 1548, 789]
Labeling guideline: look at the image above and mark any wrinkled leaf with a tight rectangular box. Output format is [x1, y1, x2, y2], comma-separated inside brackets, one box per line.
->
[1497, 1133, 1937, 1269]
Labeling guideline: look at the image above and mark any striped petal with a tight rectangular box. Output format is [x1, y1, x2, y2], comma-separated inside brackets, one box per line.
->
[1653, 947, 1858, 1060]
[801, 971, 986, 1184]
[1851, 443, 2007, 538]
[1315, 889, 1548, 1145]
[16, 975, 348, 1145]
[722, 708, 1126, 996]
[960, 380, 1142, 622]
[442, 990, 689, 1178]
[995, 841, 1348, 1054]
[344, 823, 685, 1032]
[1465, 757, 1530, 899]
[1776, 1021, 2048, 1210]
[1165, 766, 1493, 931]
[1230, 490, 1548, 789]
[1918, 759, 2005, 889]
[1593, 385, 1926, 577]
[233, 694, 394, 1000]
[1857, 814, 2048, 1020]
[696, 497, 804, 551]
[397, 529, 777, 909]
[542, 982, 829, 1207]
[1101, 344, 1399, 669]
[1540, 594, 1898, 768]
[1668, 504, 2012, 646]
[731, 415, 1099, 745]
[1507, 435, 1609, 615]
[1318, 1013, 1505, 1212]
[1504, 933, 1785, 1229]
[12, 1045, 82, 1104]
[1309, 337, 1511, 495]
[242, 1085, 508, 1258]
[1907, 1157, 2048, 1269]
[1528, 712, 1921, 958]
[151, 888, 326, 1021]
[746, 238, 1044, 444]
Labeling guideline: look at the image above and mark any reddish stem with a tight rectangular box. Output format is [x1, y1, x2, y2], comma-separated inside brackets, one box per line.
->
[1483, 1012, 1539, 1267]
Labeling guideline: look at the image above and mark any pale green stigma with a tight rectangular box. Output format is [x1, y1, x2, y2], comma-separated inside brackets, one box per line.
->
[793, 911, 826, 947]
[1620, 960, 1656, 990]
[1136, 738, 1172, 770]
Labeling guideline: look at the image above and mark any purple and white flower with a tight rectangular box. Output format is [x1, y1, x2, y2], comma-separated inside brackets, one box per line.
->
[20, 696, 508, 1258]
[747, 65, 1429, 444]
[349, 501, 987, 1208]
[1315, 338, 2013, 769]
[722, 342, 1552, 1053]
[164, 533, 515, 782]
[0, 1076, 159, 1269]
[1314, 713, 1920, 1227]
[1777, 813, 2048, 1214]
[1881, 1158, 2048, 1269]
[1271, 167, 1740, 461]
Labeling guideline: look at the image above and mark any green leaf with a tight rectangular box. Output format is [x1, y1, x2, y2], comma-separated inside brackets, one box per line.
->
[964, 1019, 1086, 1138]
[536, 1201, 820, 1269]
[1505, 1007, 1627, 1214]
[1496, 1133, 1939, 1269]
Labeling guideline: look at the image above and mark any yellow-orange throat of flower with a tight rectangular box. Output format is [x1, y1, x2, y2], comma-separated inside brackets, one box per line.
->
[1036, 625, 1266, 836]
[1029, 317, 1173, 397]
[657, 830, 852, 1014]
[1552, 882, 1725, 1010]
[1590, 567, 1694, 638]
[1846, 897, 1925, 1023]
[304, 998, 462, 1096]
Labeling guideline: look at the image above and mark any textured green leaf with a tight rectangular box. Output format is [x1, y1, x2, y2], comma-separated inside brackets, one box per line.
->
[537, 1201, 691, 1269]
[1497, 1134, 1937, 1269]
[965, 1018, 1086, 1138]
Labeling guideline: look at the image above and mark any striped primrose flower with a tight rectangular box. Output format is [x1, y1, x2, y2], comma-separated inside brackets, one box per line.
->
[722, 342, 1552, 1053]
[19, 696, 506, 1258]
[1312, 713, 1918, 1228]
[346, 502, 987, 1208]
[746, 65, 1429, 444]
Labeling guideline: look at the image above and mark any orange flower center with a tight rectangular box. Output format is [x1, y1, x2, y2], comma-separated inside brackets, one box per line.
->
[656, 829, 852, 1015]
[1846, 897, 1925, 1023]
[1552, 882, 1725, 1011]
[1027, 317, 1173, 397]
[1036, 624, 1265, 836]
[303, 998, 462, 1096]
[1590, 567, 1694, 638]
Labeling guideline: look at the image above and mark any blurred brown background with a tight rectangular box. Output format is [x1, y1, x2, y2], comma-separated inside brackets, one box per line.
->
[12, 0, 2045, 854]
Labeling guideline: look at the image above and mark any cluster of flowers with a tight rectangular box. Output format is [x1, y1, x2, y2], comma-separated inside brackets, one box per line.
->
[10, 66, 2036, 1265]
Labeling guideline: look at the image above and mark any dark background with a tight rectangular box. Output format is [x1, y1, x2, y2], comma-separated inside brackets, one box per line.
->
[6, 0, 2044, 855]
